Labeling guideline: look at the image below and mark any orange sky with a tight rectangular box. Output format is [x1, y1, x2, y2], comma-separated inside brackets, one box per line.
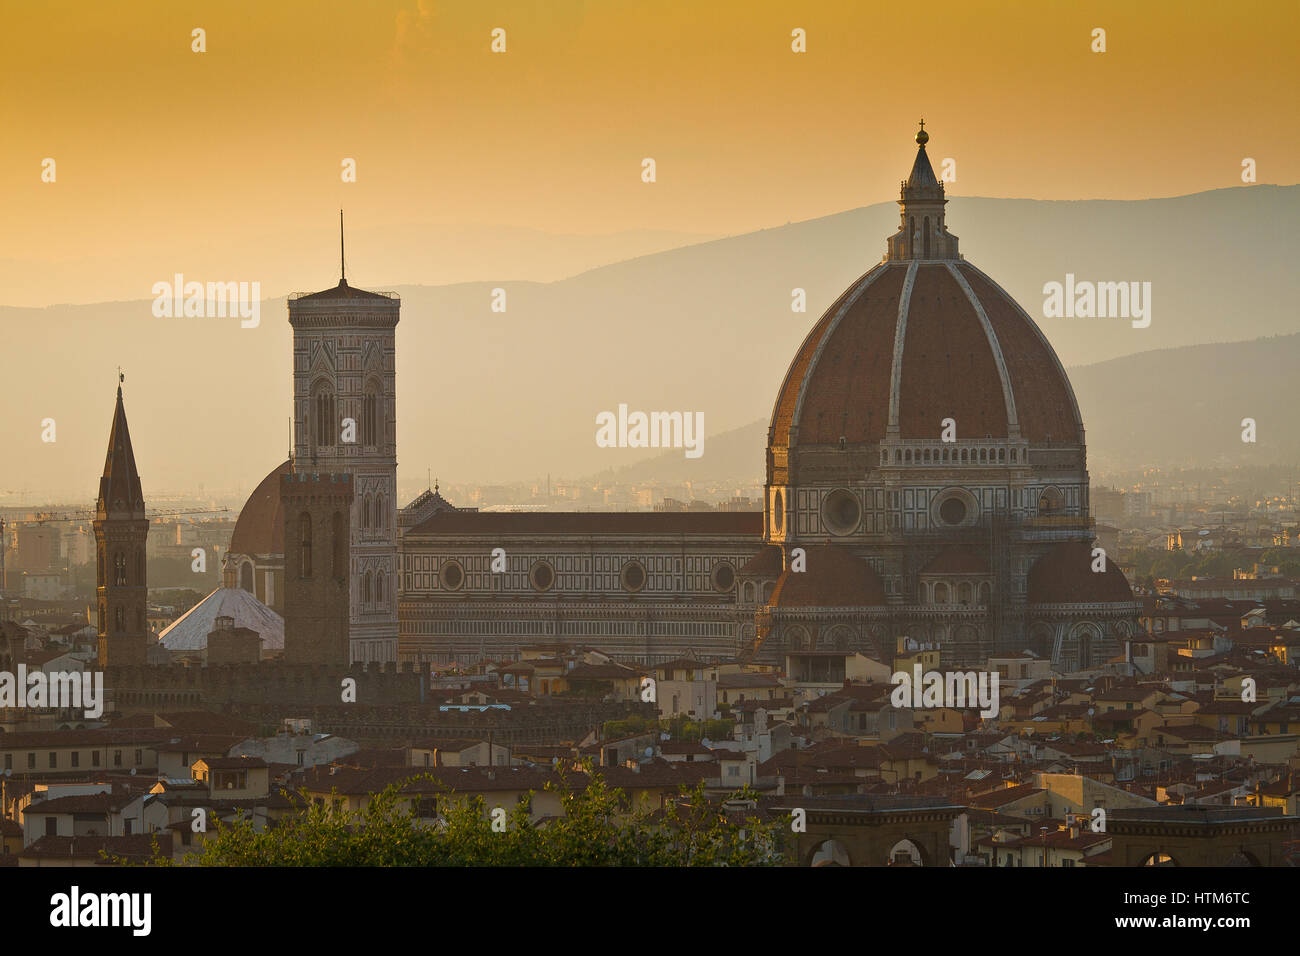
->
[1, 0, 1295, 305]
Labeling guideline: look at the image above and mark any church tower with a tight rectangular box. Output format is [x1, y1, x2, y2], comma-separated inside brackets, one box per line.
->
[287, 218, 400, 664]
[94, 380, 150, 667]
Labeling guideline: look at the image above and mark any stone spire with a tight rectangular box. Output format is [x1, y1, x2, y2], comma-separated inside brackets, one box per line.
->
[886, 120, 960, 262]
[97, 381, 146, 519]
[94, 380, 150, 667]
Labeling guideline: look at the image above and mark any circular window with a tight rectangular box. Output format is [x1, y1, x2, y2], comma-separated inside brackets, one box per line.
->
[822, 488, 861, 536]
[712, 562, 736, 593]
[621, 561, 646, 592]
[530, 560, 554, 592]
[939, 497, 967, 525]
[772, 490, 784, 533]
[440, 560, 464, 590]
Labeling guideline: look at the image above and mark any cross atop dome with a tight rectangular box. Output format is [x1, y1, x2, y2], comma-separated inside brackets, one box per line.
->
[886, 122, 959, 261]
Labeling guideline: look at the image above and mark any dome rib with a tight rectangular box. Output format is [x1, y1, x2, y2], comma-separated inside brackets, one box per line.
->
[886, 259, 919, 432]
[789, 263, 891, 443]
[959, 264, 1084, 443]
[946, 262, 1019, 435]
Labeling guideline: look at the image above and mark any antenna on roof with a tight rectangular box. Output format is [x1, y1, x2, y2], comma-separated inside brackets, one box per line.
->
[340, 209, 346, 283]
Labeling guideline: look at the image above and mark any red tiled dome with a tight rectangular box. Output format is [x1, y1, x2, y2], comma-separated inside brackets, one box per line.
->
[229, 460, 291, 556]
[769, 261, 1082, 459]
[770, 546, 886, 608]
[1027, 541, 1135, 605]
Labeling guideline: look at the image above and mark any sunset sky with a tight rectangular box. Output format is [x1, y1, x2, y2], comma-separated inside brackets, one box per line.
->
[2, 0, 1295, 306]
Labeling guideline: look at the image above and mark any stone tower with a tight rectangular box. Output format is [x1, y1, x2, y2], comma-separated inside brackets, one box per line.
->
[95, 382, 150, 667]
[281, 472, 353, 665]
[287, 245, 399, 664]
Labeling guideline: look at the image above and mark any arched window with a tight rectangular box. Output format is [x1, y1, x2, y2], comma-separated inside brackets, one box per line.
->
[114, 606, 124, 631]
[361, 495, 370, 530]
[998, 448, 1006, 462]
[934, 583, 950, 604]
[362, 571, 372, 603]
[299, 512, 313, 577]
[959, 582, 973, 604]
[980, 582, 991, 604]
[311, 383, 336, 448]
[376, 572, 385, 603]
[923, 215, 931, 258]
[362, 385, 379, 446]
[909, 216, 916, 256]
[239, 561, 254, 593]
[332, 511, 345, 578]
[113, 552, 126, 586]
[961, 449, 968, 462]
[1011, 449, 1017, 462]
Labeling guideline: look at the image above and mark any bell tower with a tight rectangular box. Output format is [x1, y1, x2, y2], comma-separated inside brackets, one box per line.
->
[94, 378, 150, 667]
[286, 215, 400, 664]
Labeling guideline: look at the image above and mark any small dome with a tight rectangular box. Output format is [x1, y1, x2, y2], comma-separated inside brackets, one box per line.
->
[770, 546, 886, 608]
[1027, 542, 1134, 605]
[229, 460, 291, 556]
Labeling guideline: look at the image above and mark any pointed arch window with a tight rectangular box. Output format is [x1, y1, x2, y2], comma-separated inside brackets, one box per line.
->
[361, 495, 371, 530]
[299, 512, 313, 577]
[362, 570, 372, 603]
[114, 606, 124, 632]
[332, 511, 346, 578]
[311, 383, 336, 448]
[376, 572, 385, 603]
[114, 552, 127, 586]
[362, 385, 379, 447]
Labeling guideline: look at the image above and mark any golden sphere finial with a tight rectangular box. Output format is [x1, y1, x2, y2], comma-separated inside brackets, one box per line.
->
[915, 118, 929, 147]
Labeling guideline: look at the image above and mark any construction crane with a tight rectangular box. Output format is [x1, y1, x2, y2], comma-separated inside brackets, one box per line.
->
[26, 507, 231, 524]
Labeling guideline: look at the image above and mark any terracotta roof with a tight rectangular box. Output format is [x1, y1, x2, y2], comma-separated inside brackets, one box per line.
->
[1027, 541, 1135, 605]
[770, 545, 885, 608]
[407, 510, 762, 537]
[19, 834, 170, 862]
[229, 459, 291, 556]
[739, 545, 784, 577]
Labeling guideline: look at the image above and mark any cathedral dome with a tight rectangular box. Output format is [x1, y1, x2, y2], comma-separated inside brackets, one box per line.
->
[229, 459, 291, 556]
[767, 126, 1083, 483]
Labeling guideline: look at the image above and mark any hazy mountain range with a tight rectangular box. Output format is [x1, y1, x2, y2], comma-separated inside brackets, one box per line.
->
[1, 185, 1295, 503]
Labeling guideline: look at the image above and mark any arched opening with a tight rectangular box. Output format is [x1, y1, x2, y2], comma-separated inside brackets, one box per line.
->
[362, 571, 372, 603]
[923, 216, 931, 258]
[361, 495, 371, 530]
[311, 382, 336, 448]
[934, 583, 949, 604]
[1038, 486, 1065, 516]
[887, 838, 926, 867]
[332, 512, 345, 578]
[980, 581, 991, 604]
[376, 572, 385, 603]
[958, 582, 973, 604]
[362, 384, 380, 446]
[808, 839, 851, 867]
[299, 512, 313, 577]
[114, 606, 124, 632]
[239, 561, 254, 593]
[114, 551, 126, 586]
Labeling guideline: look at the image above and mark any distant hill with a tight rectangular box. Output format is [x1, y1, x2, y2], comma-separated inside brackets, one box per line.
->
[1, 186, 1295, 500]
[592, 333, 1300, 483]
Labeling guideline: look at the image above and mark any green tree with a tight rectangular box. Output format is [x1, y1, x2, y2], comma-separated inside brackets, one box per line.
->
[170, 769, 787, 867]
